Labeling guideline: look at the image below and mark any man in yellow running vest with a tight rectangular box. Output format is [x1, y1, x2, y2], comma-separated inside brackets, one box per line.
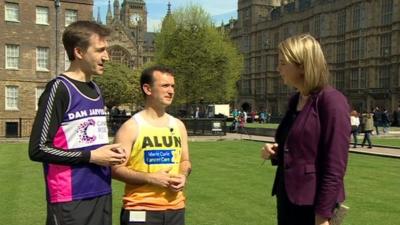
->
[112, 65, 191, 225]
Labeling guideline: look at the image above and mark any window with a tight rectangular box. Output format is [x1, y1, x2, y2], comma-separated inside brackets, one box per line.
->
[273, 55, 278, 71]
[65, 9, 78, 26]
[36, 47, 49, 71]
[314, 14, 321, 37]
[335, 71, 345, 89]
[241, 80, 251, 95]
[283, 26, 289, 39]
[255, 79, 265, 95]
[379, 66, 391, 88]
[244, 59, 250, 73]
[109, 46, 134, 69]
[256, 32, 262, 49]
[35, 88, 45, 111]
[256, 57, 261, 72]
[302, 22, 309, 33]
[381, 0, 393, 25]
[336, 42, 345, 63]
[36, 7, 49, 25]
[359, 4, 366, 28]
[284, 2, 295, 13]
[359, 37, 365, 58]
[273, 32, 279, 48]
[351, 38, 359, 60]
[337, 10, 346, 35]
[5, 44, 19, 69]
[243, 35, 250, 52]
[244, 8, 250, 19]
[352, 3, 361, 30]
[299, 0, 311, 11]
[5, 86, 19, 110]
[350, 69, 359, 89]
[262, 56, 267, 71]
[267, 56, 275, 71]
[380, 33, 391, 57]
[5, 2, 19, 22]
[273, 78, 279, 93]
[360, 68, 367, 88]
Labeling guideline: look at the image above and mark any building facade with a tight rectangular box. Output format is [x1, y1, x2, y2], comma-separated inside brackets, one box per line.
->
[228, 0, 400, 116]
[103, 0, 156, 70]
[0, 0, 93, 137]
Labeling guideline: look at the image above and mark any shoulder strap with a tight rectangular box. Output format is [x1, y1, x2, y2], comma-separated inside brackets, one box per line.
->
[133, 112, 145, 126]
[167, 114, 177, 128]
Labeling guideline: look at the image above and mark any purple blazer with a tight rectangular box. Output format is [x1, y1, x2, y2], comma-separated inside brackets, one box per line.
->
[272, 86, 351, 218]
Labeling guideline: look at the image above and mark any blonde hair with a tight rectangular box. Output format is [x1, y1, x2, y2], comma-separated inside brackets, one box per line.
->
[278, 34, 329, 95]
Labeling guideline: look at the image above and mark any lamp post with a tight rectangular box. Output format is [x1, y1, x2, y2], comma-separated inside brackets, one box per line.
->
[55, 0, 61, 76]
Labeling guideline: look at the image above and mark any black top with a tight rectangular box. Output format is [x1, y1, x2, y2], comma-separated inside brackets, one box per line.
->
[29, 75, 100, 165]
[272, 96, 299, 195]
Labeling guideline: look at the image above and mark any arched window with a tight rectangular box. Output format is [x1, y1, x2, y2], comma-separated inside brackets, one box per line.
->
[108, 45, 135, 69]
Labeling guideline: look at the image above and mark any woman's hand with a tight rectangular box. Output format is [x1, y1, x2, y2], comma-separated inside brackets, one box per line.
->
[261, 143, 278, 160]
[315, 214, 329, 225]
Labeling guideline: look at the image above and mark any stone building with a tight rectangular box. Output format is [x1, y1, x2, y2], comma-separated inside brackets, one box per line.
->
[0, 0, 93, 137]
[227, 0, 400, 116]
[103, 0, 157, 69]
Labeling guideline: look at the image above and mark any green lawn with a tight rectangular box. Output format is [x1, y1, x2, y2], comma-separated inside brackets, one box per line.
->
[227, 121, 279, 129]
[229, 122, 400, 147]
[368, 138, 400, 147]
[0, 141, 399, 225]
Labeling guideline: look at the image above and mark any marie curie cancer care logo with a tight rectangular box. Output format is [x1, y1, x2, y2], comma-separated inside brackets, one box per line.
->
[144, 150, 175, 165]
[77, 119, 97, 143]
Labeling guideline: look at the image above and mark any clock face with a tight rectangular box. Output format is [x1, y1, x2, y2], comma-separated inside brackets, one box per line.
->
[130, 13, 141, 25]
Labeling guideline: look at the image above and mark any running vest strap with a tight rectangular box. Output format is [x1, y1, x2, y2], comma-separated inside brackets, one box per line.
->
[123, 112, 185, 210]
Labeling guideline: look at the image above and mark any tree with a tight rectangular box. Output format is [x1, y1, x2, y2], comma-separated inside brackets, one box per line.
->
[154, 4, 243, 106]
[94, 62, 142, 109]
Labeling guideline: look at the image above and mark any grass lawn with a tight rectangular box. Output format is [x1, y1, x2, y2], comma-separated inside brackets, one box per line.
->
[368, 138, 400, 147]
[0, 141, 399, 225]
[227, 122, 279, 129]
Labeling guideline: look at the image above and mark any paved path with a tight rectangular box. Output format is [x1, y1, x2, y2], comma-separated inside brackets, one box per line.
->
[189, 132, 400, 159]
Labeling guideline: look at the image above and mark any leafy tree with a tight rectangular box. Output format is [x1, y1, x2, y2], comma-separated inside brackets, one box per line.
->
[154, 4, 243, 106]
[94, 62, 142, 109]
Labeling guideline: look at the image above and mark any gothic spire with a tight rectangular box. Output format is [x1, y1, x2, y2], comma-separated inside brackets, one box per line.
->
[106, 0, 113, 25]
[167, 1, 171, 16]
[96, 7, 102, 24]
[114, 0, 120, 21]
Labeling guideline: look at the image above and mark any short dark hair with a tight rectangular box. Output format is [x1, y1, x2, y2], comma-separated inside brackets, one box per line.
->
[62, 21, 111, 61]
[140, 65, 174, 97]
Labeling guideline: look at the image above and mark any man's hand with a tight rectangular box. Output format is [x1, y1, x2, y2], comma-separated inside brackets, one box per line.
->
[146, 167, 174, 188]
[90, 143, 126, 167]
[168, 174, 187, 192]
[261, 143, 278, 160]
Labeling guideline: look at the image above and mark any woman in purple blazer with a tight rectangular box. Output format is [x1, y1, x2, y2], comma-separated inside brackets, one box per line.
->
[261, 34, 351, 225]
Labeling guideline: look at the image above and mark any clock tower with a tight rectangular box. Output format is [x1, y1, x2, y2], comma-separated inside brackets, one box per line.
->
[121, 0, 147, 34]
[105, 0, 156, 70]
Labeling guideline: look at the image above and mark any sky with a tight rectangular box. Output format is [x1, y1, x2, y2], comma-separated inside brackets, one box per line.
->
[93, 0, 237, 32]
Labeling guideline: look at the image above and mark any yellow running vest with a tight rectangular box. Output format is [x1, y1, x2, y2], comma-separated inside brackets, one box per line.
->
[123, 113, 185, 210]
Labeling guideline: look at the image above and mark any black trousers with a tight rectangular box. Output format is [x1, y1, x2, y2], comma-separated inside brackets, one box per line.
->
[276, 172, 314, 225]
[120, 208, 185, 225]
